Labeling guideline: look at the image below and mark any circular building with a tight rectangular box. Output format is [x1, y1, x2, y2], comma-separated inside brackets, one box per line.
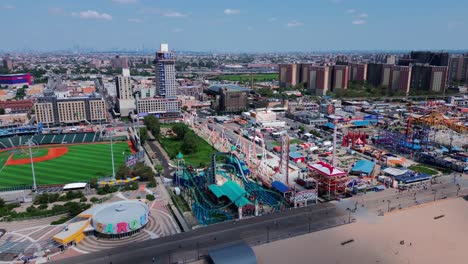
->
[91, 200, 150, 238]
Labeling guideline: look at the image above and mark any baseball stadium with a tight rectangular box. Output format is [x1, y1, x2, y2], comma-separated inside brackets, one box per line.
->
[0, 127, 136, 189]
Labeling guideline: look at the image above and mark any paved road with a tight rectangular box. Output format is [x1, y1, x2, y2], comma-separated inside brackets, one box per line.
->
[52, 203, 347, 264]
[54, 175, 467, 264]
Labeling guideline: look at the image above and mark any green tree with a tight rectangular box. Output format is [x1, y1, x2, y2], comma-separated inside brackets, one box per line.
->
[0, 108, 5, 115]
[143, 115, 160, 138]
[90, 197, 99, 203]
[146, 194, 155, 201]
[182, 133, 198, 154]
[89, 178, 98, 189]
[0, 198, 4, 208]
[172, 123, 189, 140]
[133, 162, 154, 181]
[154, 164, 164, 175]
[139, 127, 149, 144]
[116, 164, 131, 179]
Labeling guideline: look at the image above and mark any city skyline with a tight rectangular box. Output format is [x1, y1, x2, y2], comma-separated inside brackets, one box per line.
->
[0, 0, 467, 52]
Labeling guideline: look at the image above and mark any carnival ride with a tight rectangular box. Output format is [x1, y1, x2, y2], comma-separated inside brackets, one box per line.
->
[173, 149, 286, 225]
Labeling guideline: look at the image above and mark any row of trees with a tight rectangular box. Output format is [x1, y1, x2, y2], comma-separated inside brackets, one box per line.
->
[171, 123, 199, 154]
[143, 115, 161, 139]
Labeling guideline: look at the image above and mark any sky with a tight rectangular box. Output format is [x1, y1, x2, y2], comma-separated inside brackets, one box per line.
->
[0, 0, 467, 52]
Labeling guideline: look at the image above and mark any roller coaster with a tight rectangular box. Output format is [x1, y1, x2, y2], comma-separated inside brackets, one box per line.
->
[173, 151, 287, 225]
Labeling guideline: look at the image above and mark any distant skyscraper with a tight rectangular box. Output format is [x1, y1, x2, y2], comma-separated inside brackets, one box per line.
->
[155, 43, 177, 98]
[308, 66, 330, 96]
[400, 51, 449, 66]
[331, 65, 349, 91]
[279, 64, 300, 88]
[2, 57, 13, 70]
[111, 55, 129, 69]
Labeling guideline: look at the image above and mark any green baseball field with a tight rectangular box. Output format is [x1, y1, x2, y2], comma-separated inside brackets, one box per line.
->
[0, 142, 132, 187]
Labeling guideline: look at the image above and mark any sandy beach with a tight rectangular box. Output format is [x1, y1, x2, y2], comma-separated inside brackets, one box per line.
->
[253, 197, 468, 264]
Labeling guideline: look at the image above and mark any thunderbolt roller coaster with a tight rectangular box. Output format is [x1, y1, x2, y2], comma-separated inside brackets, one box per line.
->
[174, 151, 288, 225]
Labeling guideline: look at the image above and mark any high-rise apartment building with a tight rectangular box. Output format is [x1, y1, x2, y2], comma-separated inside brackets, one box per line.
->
[448, 55, 468, 84]
[155, 43, 177, 98]
[381, 64, 393, 87]
[331, 65, 349, 90]
[366, 63, 384, 87]
[115, 68, 135, 117]
[308, 66, 330, 96]
[349, 63, 367, 82]
[35, 96, 107, 125]
[429, 66, 448, 93]
[389, 66, 412, 95]
[136, 44, 180, 119]
[300, 64, 313, 86]
[279, 64, 300, 87]
[410, 65, 448, 93]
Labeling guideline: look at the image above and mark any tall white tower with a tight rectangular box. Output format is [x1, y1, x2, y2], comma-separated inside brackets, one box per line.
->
[155, 43, 177, 99]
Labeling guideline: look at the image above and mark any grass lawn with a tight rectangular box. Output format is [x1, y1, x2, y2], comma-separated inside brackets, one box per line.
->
[271, 138, 303, 146]
[408, 165, 439, 175]
[0, 142, 131, 187]
[209, 73, 278, 82]
[159, 132, 215, 167]
[11, 148, 49, 159]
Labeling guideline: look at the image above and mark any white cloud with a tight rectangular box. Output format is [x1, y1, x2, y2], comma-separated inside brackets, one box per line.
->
[224, 9, 240, 15]
[347, 9, 356, 14]
[352, 19, 367, 25]
[172, 28, 183, 33]
[128, 18, 143, 23]
[0, 4, 15, 10]
[287, 21, 304, 27]
[112, 0, 137, 4]
[162, 11, 187, 18]
[356, 13, 368, 18]
[72, 10, 112, 20]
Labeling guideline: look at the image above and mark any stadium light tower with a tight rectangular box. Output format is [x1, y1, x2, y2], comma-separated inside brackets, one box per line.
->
[110, 129, 116, 179]
[26, 139, 37, 191]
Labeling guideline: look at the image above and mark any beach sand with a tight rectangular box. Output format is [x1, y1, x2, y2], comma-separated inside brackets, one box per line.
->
[253, 197, 468, 264]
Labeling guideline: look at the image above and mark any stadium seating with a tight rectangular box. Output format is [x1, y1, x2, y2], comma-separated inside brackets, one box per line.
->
[10, 137, 20, 147]
[0, 132, 106, 150]
[0, 138, 12, 149]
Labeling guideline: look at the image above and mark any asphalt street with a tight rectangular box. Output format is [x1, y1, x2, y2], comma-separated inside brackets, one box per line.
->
[54, 175, 466, 264]
[52, 203, 347, 264]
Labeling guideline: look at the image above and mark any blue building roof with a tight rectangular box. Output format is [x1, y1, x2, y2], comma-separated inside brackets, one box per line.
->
[271, 181, 289, 193]
[324, 122, 335, 129]
[352, 120, 375, 127]
[395, 173, 432, 184]
[351, 160, 375, 175]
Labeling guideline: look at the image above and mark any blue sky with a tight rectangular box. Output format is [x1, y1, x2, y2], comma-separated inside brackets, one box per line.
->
[0, 0, 467, 52]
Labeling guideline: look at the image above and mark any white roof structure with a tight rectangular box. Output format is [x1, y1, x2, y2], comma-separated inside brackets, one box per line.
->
[63, 182, 87, 190]
[382, 167, 406, 177]
[308, 162, 347, 177]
